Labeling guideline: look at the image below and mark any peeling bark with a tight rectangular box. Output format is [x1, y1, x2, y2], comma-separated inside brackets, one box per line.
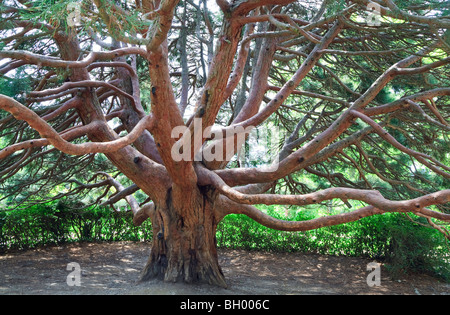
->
[140, 187, 226, 288]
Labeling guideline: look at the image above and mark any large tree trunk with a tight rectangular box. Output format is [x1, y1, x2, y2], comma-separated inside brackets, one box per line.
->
[140, 187, 227, 288]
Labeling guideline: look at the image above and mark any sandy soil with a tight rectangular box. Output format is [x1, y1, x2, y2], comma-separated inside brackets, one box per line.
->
[0, 242, 448, 295]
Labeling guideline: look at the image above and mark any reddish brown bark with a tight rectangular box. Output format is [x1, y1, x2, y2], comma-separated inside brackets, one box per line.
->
[140, 187, 226, 287]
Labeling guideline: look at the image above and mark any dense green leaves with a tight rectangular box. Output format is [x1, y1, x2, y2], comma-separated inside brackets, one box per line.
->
[0, 204, 152, 251]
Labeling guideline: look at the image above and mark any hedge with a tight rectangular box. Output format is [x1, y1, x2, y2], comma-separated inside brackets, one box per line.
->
[0, 204, 152, 251]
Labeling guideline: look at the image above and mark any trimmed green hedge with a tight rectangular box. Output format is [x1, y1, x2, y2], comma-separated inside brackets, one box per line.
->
[0, 205, 152, 251]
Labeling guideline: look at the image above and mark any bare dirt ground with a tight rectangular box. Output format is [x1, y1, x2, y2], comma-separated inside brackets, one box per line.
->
[0, 242, 448, 295]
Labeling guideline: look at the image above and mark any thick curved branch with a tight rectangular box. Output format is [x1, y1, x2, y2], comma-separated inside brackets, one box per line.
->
[0, 94, 154, 156]
[183, 15, 246, 159]
[0, 123, 91, 160]
[393, 57, 450, 75]
[101, 184, 140, 207]
[0, 47, 148, 69]
[147, 44, 197, 188]
[29, 80, 137, 109]
[40, 98, 81, 122]
[146, 0, 180, 52]
[383, 0, 450, 28]
[197, 165, 450, 222]
[95, 172, 139, 215]
[216, 0, 231, 12]
[133, 202, 156, 226]
[217, 196, 385, 231]
[363, 88, 450, 117]
[223, 20, 256, 99]
[232, 0, 297, 16]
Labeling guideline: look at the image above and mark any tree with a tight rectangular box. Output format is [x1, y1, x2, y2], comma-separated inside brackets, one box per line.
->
[0, 0, 449, 287]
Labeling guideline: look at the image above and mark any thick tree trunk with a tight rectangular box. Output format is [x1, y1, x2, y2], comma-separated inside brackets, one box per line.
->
[140, 187, 227, 288]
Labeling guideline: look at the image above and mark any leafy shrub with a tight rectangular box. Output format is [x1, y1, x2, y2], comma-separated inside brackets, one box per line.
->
[0, 204, 152, 251]
[384, 215, 449, 281]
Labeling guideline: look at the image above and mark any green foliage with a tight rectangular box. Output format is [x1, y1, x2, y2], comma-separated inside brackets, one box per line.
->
[385, 215, 450, 281]
[324, 0, 347, 17]
[17, 0, 73, 30]
[0, 203, 152, 252]
[0, 73, 32, 101]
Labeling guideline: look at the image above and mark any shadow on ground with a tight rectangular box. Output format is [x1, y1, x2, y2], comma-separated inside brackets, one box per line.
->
[0, 242, 448, 295]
